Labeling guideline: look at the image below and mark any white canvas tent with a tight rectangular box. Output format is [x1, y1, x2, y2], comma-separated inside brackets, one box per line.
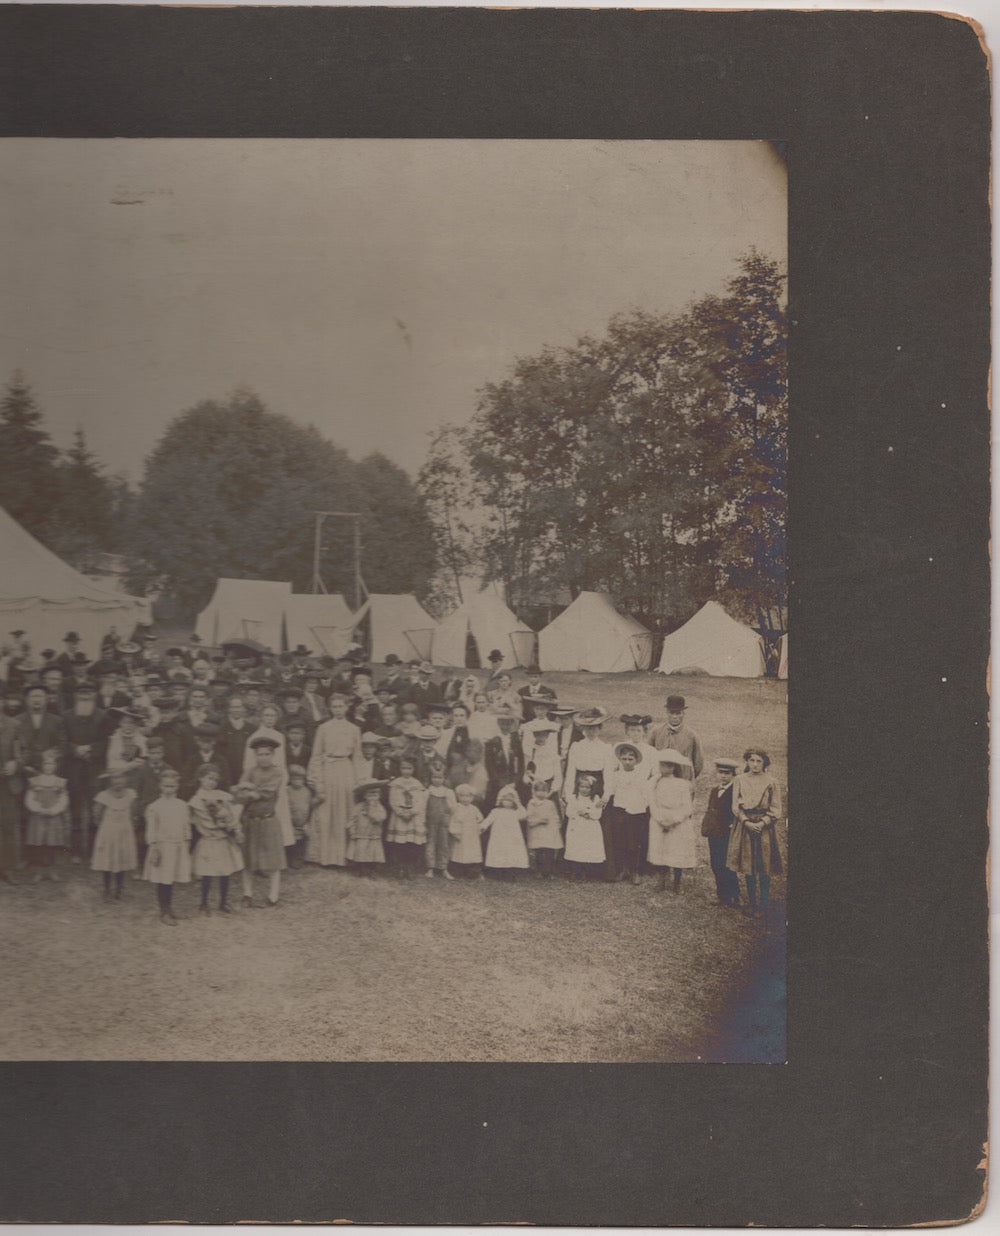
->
[538, 591, 652, 673]
[657, 601, 765, 678]
[778, 632, 788, 680]
[352, 593, 438, 664]
[194, 578, 291, 651]
[0, 506, 151, 659]
[283, 593, 356, 658]
[432, 587, 535, 668]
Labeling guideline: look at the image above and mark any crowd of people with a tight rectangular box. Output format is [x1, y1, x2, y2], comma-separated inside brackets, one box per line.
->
[0, 627, 784, 927]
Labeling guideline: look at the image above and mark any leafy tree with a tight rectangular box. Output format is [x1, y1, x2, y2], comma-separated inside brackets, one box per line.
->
[354, 452, 436, 600]
[435, 250, 786, 632]
[125, 389, 438, 616]
[125, 389, 365, 611]
[0, 371, 60, 538]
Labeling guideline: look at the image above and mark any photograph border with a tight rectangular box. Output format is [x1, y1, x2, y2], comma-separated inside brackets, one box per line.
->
[0, 6, 989, 1226]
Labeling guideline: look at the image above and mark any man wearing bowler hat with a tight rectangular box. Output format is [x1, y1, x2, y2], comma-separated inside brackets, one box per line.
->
[650, 694, 704, 781]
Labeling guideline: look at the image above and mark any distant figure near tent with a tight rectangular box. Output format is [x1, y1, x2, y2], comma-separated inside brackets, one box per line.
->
[657, 601, 765, 679]
[432, 586, 535, 669]
[351, 593, 438, 664]
[194, 579, 291, 650]
[0, 505, 150, 659]
[283, 593, 355, 659]
[538, 591, 652, 673]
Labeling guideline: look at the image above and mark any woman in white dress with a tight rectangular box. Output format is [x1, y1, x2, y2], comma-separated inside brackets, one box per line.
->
[467, 692, 500, 744]
[306, 694, 362, 867]
[647, 750, 696, 893]
[563, 772, 606, 880]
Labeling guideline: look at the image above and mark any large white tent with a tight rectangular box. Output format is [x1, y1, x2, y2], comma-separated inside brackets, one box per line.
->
[352, 593, 438, 664]
[194, 579, 291, 650]
[657, 601, 765, 678]
[538, 591, 652, 673]
[283, 593, 356, 658]
[0, 506, 151, 659]
[778, 632, 788, 680]
[432, 586, 535, 668]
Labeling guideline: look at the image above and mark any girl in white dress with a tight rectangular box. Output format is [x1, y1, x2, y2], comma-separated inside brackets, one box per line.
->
[647, 750, 696, 893]
[142, 769, 192, 925]
[189, 764, 243, 914]
[564, 773, 606, 880]
[481, 784, 529, 879]
[91, 768, 138, 899]
[448, 783, 485, 878]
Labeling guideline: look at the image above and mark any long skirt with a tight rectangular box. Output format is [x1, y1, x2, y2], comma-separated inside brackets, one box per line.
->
[727, 819, 783, 876]
[243, 810, 286, 874]
[193, 835, 244, 877]
[564, 814, 605, 864]
[648, 816, 697, 869]
[91, 814, 138, 873]
[307, 756, 355, 866]
[0, 784, 20, 870]
[26, 811, 69, 849]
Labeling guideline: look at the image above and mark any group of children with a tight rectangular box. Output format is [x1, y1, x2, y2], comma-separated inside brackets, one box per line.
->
[0, 629, 784, 925]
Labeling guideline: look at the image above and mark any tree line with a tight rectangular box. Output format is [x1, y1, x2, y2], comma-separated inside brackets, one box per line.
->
[417, 250, 787, 635]
[0, 248, 785, 638]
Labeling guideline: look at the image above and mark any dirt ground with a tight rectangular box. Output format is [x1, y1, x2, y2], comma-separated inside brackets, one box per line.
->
[0, 669, 786, 1062]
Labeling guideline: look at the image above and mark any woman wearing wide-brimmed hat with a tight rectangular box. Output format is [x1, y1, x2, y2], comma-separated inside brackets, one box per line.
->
[563, 707, 616, 801]
[647, 749, 696, 893]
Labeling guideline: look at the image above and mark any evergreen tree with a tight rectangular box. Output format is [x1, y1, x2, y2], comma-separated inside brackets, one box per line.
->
[0, 371, 60, 537]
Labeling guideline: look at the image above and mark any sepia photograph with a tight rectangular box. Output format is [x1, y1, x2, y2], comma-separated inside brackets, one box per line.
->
[0, 137, 787, 1063]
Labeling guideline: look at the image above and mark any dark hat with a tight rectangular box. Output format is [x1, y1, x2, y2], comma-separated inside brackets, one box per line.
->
[152, 694, 176, 709]
[526, 664, 542, 675]
[350, 665, 372, 678]
[40, 649, 56, 661]
[549, 705, 577, 718]
[195, 761, 222, 779]
[384, 653, 402, 666]
[10, 629, 25, 638]
[425, 700, 450, 715]
[72, 682, 97, 696]
[524, 694, 555, 707]
[193, 721, 220, 739]
[71, 651, 91, 666]
[416, 724, 440, 741]
[166, 647, 185, 658]
[620, 713, 653, 728]
[64, 631, 81, 643]
[283, 718, 307, 733]
[293, 644, 311, 656]
[319, 655, 336, 669]
[487, 649, 504, 663]
[22, 682, 48, 697]
[665, 695, 687, 711]
[249, 735, 280, 751]
[276, 686, 303, 700]
[575, 706, 609, 726]
[354, 778, 388, 801]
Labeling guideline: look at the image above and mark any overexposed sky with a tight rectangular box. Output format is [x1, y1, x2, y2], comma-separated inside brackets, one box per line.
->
[0, 139, 786, 479]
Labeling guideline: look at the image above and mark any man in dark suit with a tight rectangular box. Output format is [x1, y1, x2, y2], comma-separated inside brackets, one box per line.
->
[216, 694, 253, 787]
[17, 685, 67, 775]
[406, 660, 442, 711]
[517, 665, 557, 722]
[62, 682, 107, 860]
[483, 705, 526, 810]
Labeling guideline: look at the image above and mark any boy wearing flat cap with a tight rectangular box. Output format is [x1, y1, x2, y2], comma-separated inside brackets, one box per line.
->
[701, 758, 741, 907]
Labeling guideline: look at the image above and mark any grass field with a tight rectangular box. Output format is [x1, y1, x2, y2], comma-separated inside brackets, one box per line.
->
[0, 669, 786, 1062]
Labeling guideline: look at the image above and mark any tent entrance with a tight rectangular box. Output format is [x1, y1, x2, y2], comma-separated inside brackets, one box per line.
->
[309, 625, 356, 658]
[509, 629, 536, 667]
[404, 628, 435, 660]
[465, 631, 481, 668]
[629, 631, 654, 669]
